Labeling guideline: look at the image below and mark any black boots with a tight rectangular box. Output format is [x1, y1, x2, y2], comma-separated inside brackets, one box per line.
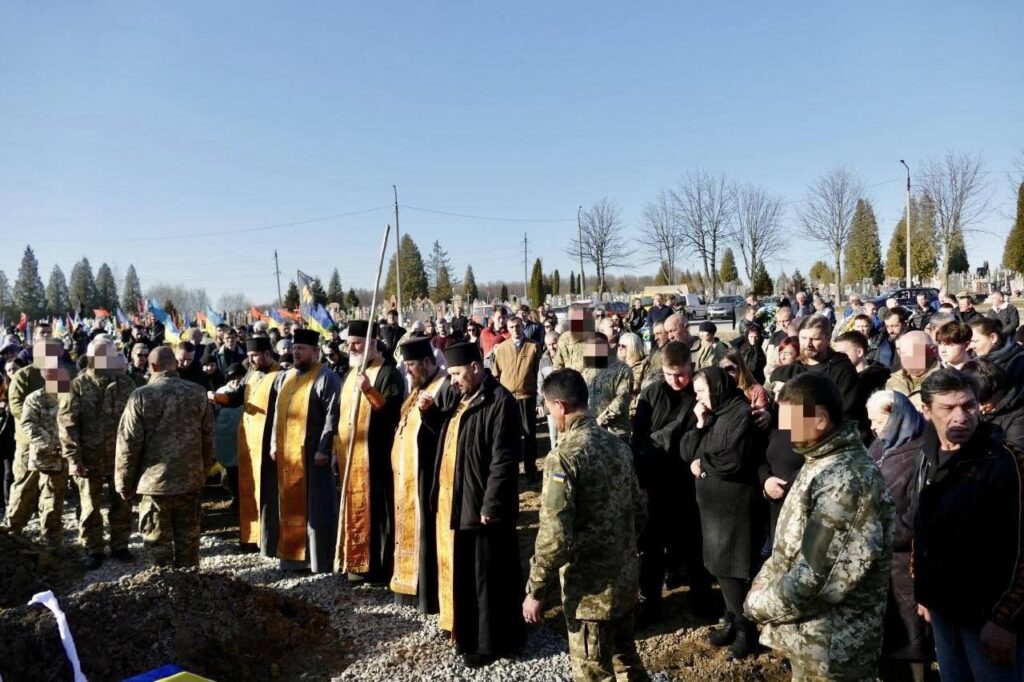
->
[708, 613, 736, 647]
[727, 620, 758, 660]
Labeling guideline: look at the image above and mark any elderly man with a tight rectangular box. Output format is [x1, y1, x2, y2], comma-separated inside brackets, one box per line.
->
[115, 347, 214, 567]
[646, 295, 673, 344]
[333, 322, 404, 580]
[647, 313, 696, 381]
[492, 316, 543, 480]
[59, 338, 137, 569]
[988, 290, 1020, 341]
[434, 342, 525, 667]
[793, 291, 814, 318]
[885, 330, 939, 411]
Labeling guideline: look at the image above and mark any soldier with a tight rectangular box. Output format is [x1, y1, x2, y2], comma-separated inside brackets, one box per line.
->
[115, 346, 214, 567]
[16, 362, 72, 547]
[586, 333, 633, 440]
[4, 337, 58, 536]
[128, 342, 150, 387]
[552, 304, 596, 384]
[59, 337, 137, 569]
[745, 372, 894, 680]
[524, 369, 648, 681]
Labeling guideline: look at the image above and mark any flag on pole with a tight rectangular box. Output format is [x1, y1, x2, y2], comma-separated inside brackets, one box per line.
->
[15, 312, 27, 332]
[250, 306, 264, 320]
[297, 270, 316, 308]
[148, 299, 168, 324]
[115, 308, 130, 326]
[164, 315, 182, 344]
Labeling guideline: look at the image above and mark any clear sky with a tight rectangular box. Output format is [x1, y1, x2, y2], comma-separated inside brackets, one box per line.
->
[1, 1, 1021, 306]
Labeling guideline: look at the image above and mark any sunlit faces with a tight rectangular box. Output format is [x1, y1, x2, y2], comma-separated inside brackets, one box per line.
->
[662, 364, 692, 392]
[447, 362, 484, 395]
[921, 390, 979, 445]
[853, 318, 873, 338]
[867, 400, 891, 438]
[798, 327, 828, 363]
[938, 340, 970, 366]
[969, 326, 1000, 357]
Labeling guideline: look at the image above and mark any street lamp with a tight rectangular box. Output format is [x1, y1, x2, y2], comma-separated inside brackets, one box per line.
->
[900, 161, 911, 289]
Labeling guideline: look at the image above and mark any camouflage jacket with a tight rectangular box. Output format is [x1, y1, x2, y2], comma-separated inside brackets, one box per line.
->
[22, 389, 63, 472]
[551, 334, 597, 385]
[8, 365, 44, 449]
[115, 371, 214, 496]
[588, 360, 633, 439]
[745, 422, 894, 680]
[59, 370, 137, 476]
[884, 364, 939, 412]
[527, 414, 647, 620]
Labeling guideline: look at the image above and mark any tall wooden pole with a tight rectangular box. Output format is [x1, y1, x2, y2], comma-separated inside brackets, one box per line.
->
[393, 185, 403, 322]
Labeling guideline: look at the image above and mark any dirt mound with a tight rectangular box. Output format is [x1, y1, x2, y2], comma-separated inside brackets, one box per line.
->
[638, 624, 791, 681]
[0, 527, 84, 609]
[0, 568, 344, 681]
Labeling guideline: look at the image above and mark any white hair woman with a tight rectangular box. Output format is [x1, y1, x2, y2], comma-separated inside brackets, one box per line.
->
[616, 332, 648, 415]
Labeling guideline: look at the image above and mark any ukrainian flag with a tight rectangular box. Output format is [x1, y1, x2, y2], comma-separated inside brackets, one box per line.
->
[165, 316, 182, 344]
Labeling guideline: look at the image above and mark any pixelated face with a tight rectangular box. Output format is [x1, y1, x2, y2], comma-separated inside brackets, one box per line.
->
[938, 341, 970, 365]
[922, 390, 979, 445]
[43, 367, 71, 394]
[969, 328, 998, 357]
[853, 318, 872, 338]
[662, 363, 692, 392]
[779, 400, 827, 444]
[568, 306, 593, 336]
[32, 340, 62, 371]
[447, 362, 482, 395]
[93, 343, 126, 374]
[693, 375, 712, 410]
[898, 337, 931, 372]
[798, 327, 828, 362]
[583, 337, 609, 369]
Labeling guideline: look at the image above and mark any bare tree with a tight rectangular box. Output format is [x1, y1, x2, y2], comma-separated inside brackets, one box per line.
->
[217, 291, 252, 315]
[566, 198, 634, 297]
[734, 183, 786, 282]
[796, 168, 863, 295]
[670, 170, 736, 298]
[919, 151, 992, 287]
[638, 190, 683, 284]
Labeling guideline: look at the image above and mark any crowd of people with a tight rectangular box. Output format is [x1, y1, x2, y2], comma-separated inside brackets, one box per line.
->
[2, 285, 1024, 680]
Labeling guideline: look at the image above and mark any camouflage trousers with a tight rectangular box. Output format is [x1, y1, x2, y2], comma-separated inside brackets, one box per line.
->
[566, 613, 649, 682]
[75, 475, 133, 553]
[139, 492, 201, 568]
[4, 448, 67, 547]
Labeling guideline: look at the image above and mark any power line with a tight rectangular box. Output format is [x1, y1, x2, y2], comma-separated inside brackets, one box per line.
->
[400, 204, 574, 223]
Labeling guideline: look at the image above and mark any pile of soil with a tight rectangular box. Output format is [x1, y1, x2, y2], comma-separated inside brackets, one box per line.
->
[0, 568, 344, 681]
[0, 527, 84, 609]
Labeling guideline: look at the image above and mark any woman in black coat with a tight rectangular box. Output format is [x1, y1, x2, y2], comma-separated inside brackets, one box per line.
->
[736, 323, 767, 385]
[867, 389, 931, 680]
[682, 366, 765, 659]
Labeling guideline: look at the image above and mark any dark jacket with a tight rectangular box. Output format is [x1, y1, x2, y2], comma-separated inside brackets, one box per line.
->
[986, 340, 1024, 386]
[872, 335, 902, 373]
[983, 385, 1024, 450]
[914, 423, 1024, 631]
[624, 307, 646, 334]
[214, 344, 246, 378]
[803, 350, 862, 422]
[910, 305, 933, 331]
[631, 380, 696, 489]
[959, 307, 983, 327]
[988, 305, 1021, 341]
[432, 373, 520, 530]
[869, 434, 930, 661]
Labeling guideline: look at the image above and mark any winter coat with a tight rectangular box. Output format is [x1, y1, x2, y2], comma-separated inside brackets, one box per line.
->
[986, 339, 1024, 385]
[983, 385, 1024, 449]
[988, 304, 1021, 341]
[802, 351, 862, 423]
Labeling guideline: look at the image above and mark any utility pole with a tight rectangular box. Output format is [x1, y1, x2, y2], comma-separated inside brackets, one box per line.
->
[274, 250, 283, 307]
[900, 160, 912, 288]
[523, 233, 529, 300]
[577, 205, 586, 299]
[393, 185, 403, 321]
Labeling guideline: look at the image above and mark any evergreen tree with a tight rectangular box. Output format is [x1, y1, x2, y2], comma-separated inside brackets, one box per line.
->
[462, 265, 479, 302]
[499, 284, 509, 302]
[434, 265, 454, 303]
[426, 241, 454, 294]
[284, 281, 301, 309]
[68, 257, 98, 312]
[95, 263, 118, 311]
[654, 263, 670, 286]
[751, 261, 773, 296]
[719, 248, 739, 284]
[13, 246, 46, 320]
[311, 277, 328, 306]
[844, 199, 884, 285]
[528, 258, 545, 306]
[809, 260, 835, 285]
[121, 264, 143, 313]
[885, 196, 939, 281]
[569, 271, 576, 295]
[0, 270, 13, 321]
[791, 269, 808, 294]
[327, 268, 344, 304]
[551, 270, 561, 296]
[617, 279, 628, 294]
[947, 228, 969, 274]
[45, 265, 70, 317]
[1004, 182, 1024, 273]
[345, 288, 360, 310]
[383, 235, 429, 302]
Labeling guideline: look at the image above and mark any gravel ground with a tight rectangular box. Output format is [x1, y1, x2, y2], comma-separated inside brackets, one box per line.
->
[8, 480, 783, 681]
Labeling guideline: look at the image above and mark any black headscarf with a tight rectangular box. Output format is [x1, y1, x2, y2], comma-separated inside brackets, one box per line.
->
[699, 366, 745, 413]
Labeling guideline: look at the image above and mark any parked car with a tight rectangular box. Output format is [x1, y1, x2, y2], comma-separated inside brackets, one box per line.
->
[706, 295, 744, 320]
[678, 293, 708, 320]
[870, 287, 940, 309]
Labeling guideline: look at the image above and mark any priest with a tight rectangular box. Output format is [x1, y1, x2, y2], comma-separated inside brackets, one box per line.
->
[268, 328, 341, 573]
[433, 342, 525, 668]
[334, 320, 405, 583]
[390, 335, 459, 612]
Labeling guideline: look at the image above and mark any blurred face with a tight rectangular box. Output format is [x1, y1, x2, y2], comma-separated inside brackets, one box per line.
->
[447, 362, 483, 394]
[654, 295, 664, 307]
[653, 323, 667, 347]
[35, 325, 53, 340]
[958, 297, 972, 312]
[853, 318, 872, 338]
[992, 292, 1005, 307]
[747, 330, 759, 346]
[203, 361, 217, 374]
[776, 309, 791, 327]
[225, 332, 238, 349]
[798, 326, 828, 363]
[387, 313, 398, 326]
[633, 299, 642, 309]
[865, 302, 877, 317]
[917, 294, 927, 308]
[616, 342, 628, 361]
[970, 327, 999, 357]
[438, 319, 450, 336]
[425, 320, 435, 335]
[694, 375, 712, 410]
[779, 401, 830, 446]
[922, 390, 979, 447]
[718, 359, 739, 381]
[662, 364, 692, 392]
[5, 361, 17, 378]
[867, 402, 891, 437]
[491, 310, 507, 331]
[175, 349, 194, 369]
[133, 348, 149, 368]
[938, 340, 970, 366]
[885, 316, 905, 339]
[507, 318, 524, 340]
[699, 330, 714, 343]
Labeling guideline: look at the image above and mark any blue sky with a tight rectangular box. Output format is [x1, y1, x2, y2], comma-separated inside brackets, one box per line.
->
[1, 1, 1021, 306]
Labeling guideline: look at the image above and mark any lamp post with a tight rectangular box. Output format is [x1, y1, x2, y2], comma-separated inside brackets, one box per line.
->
[900, 160, 911, 288]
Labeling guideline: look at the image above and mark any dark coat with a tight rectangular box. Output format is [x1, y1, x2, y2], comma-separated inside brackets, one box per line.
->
[738, 340, 767, 385]
[869, 434, 929, 661]
[986, 340, 1024, 386]
[432, 373, 521, 530]
[803, 350, 862, 422]
[988, 305, 1021, 341]
[983, 385, 1024, 450]
[624, 307, 646, 334]
[914, 423, 1024, 631]
[631, 379, 696, 488]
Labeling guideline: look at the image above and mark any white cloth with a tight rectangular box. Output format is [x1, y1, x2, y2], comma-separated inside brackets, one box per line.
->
[28, 590, 87, 682]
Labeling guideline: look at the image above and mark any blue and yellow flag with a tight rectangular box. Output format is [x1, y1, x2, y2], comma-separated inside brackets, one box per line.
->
[297, 270, 316, 308]
[165, 315, 182, 344]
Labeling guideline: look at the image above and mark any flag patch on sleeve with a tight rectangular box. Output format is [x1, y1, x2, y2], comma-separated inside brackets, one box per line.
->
[551, 472, 566, 484]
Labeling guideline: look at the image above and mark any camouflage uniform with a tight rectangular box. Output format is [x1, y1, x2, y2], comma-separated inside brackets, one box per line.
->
[527, 414, 649, 682]
[15, 388, 67, 546]
[3, 365, 45, 533]
[745, 423, 895, 681]
[884, 364, 939, 412]
[552, 334, 597, 386]
[59, 369, 137, 554]
[588, 360, 634, 440]
[115, 371, 214, 567]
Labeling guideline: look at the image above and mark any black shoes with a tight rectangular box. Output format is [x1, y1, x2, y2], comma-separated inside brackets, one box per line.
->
[461, 652, 495, 668]
[708, 614, 736, 647]
[85, 553, 105, 571]
[726, 622, 758, 660]
[110, 548, 135, 563]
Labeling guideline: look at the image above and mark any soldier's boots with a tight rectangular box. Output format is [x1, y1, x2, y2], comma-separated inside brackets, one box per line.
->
[708, 613, 736, 647]
[726, 620, 758, 660]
